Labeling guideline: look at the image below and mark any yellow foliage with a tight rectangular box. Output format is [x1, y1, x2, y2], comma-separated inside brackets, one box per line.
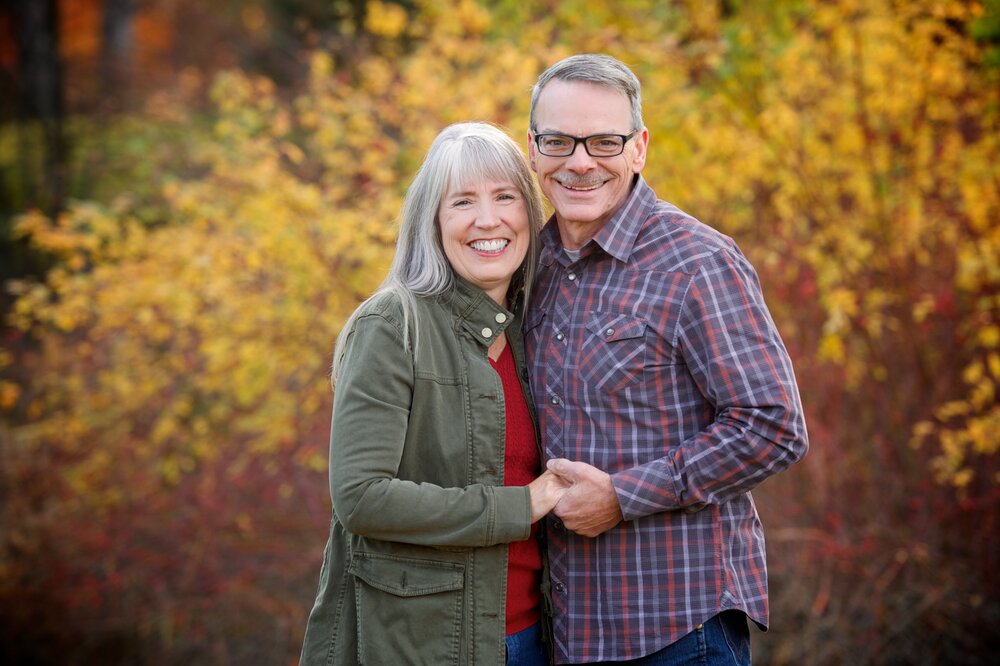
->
[988, 353, 1000, 379]
[365, 1, 409, 38]
[818, 334, 846, 364]
[0, 382, 19, 410]
[980, 325, 1000, 349]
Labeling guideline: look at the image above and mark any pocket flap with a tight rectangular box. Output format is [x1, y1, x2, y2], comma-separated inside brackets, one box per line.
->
[585, 312, 647, 342]
[349, 555, 464, 597]
[524, 309, 546, 333]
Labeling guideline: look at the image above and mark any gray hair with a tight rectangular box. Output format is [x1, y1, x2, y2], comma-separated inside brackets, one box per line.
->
[529, 54, 644, 132]
[333, 122, 544, 383]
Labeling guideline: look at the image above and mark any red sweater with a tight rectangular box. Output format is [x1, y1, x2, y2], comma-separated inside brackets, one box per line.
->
[490, 344, 543, 635]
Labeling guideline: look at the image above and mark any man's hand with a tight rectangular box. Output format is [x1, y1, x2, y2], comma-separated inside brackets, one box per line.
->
[547, 459, 624, 537]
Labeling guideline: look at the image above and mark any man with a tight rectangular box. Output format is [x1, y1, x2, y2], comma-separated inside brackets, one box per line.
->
[524, 54, 809, 665]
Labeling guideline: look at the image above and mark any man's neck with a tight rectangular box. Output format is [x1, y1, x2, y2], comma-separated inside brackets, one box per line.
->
[556, 216, 608, 250]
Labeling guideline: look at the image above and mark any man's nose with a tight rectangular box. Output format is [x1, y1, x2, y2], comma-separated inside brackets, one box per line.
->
[564, 141, 598, 171]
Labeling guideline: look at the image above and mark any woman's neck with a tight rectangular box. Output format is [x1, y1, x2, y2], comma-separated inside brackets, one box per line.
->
[488, 331, 507, 361]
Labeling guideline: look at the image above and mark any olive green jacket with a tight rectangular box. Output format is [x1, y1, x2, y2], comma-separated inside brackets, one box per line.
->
[299, 278, 545, 665]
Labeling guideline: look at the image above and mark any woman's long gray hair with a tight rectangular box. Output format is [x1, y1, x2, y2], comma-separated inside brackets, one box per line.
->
[332, 122, 545, 383]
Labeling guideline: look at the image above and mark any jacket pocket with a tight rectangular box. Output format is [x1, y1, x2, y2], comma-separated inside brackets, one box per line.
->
[349, 554, 465, 665]
[580, 312, 647, 392]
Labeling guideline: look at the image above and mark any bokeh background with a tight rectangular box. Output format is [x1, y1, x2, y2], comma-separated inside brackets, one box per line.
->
[1, 1, 998, 664]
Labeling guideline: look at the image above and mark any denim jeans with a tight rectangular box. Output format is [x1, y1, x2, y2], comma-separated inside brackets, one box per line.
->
[506, 622, 549, 666]
[596, 611, 751, 665]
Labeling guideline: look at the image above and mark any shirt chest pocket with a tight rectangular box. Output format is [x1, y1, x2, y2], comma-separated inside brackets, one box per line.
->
[580, 312, 647, 393]
[524, 309, 546, 343]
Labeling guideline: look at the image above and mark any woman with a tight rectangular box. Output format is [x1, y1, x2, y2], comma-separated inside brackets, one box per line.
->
[299, 122, 564, 666]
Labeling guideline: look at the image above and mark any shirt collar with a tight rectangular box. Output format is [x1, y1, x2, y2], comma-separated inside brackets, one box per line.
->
[539, 174, 656, 265]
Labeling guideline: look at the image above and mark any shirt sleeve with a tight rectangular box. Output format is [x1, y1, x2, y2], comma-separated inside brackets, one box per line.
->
[611, 246, 809, 519]
[329, 308, 532, 547]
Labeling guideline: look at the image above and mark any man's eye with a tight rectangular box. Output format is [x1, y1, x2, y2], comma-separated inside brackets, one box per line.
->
[544, 137, 569, 147]
[594, 138, 619, 148]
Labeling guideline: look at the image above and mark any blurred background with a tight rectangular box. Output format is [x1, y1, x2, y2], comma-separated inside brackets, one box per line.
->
[0, 0, 997, 664]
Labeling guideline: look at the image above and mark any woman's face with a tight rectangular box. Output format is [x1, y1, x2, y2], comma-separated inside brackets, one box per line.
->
[438, 178, 531, 306]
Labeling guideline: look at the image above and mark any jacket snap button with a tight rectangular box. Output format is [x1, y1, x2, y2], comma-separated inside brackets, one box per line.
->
[495, 313, 507, 323]
[481, 327, 493, 338]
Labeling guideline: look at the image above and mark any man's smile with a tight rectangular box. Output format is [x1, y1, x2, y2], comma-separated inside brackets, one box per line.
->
[554, 175, 609, 192]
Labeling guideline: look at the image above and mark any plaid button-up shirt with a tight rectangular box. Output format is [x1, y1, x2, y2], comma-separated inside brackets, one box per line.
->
[526, 176, 808, 664]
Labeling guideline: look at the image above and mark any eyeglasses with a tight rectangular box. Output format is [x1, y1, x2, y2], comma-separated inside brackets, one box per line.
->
[533, 130, 639, 158]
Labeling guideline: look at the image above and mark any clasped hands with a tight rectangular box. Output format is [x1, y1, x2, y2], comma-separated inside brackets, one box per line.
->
[527, 459, 624, 537]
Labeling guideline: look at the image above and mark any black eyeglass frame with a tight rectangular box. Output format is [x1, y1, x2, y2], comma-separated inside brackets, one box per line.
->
[532, 130, 640, 158]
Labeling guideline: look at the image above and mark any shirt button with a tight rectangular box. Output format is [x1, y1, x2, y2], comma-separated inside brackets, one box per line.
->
[554, 582, 566, 593]
[552, 519, 564, 531]
[555, 332, 565, 341]
[605, 328, 615, 337]
[481, 327, 493, 338]
[567, 273, 576, 281]
[550, 395, 560, 405]
[494, 313, 507, 324]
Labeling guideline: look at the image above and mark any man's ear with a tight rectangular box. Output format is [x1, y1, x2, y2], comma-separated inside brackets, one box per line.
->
[526, 130, 538, 171]
[631, 127, 649, 174]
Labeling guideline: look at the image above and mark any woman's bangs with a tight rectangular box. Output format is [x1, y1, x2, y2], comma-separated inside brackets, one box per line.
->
[445, 142, 519, 194]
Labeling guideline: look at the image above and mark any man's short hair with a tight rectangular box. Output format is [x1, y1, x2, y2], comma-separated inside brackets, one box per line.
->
[529, 54, 644, 132]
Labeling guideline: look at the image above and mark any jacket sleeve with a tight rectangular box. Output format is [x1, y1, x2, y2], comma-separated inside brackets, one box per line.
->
[611, 246, 809, 518]
[328, 307, 532, 547]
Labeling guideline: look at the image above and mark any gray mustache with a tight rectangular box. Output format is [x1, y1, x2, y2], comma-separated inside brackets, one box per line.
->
[555, 174, 607, 188]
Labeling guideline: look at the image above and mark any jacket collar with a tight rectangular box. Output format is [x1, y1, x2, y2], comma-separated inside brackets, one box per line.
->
[442, 276, 516, 349]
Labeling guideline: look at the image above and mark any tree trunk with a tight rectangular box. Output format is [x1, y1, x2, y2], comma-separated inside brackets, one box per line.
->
[101, 0, 135, 110]
[15, 0, 66, 214]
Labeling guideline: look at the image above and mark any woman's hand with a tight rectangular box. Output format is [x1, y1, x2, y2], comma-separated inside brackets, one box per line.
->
[527, 469, 572, 523]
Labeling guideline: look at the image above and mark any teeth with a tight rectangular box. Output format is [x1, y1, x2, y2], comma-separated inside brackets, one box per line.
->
[563, 182, 602, 191]
[470, 239, 509, 253]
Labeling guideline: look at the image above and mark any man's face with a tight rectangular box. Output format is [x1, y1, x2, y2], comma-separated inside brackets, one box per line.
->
[528, 79, 648, 246]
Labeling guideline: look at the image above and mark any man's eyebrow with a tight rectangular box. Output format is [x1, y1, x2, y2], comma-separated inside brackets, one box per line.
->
[535, 129, 619, 136]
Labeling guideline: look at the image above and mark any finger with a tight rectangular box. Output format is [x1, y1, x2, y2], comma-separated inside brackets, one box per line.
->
[546, 458, 584, 479]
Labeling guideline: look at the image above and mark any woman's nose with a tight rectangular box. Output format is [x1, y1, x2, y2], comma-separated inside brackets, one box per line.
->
[474, 203, 501, 228]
